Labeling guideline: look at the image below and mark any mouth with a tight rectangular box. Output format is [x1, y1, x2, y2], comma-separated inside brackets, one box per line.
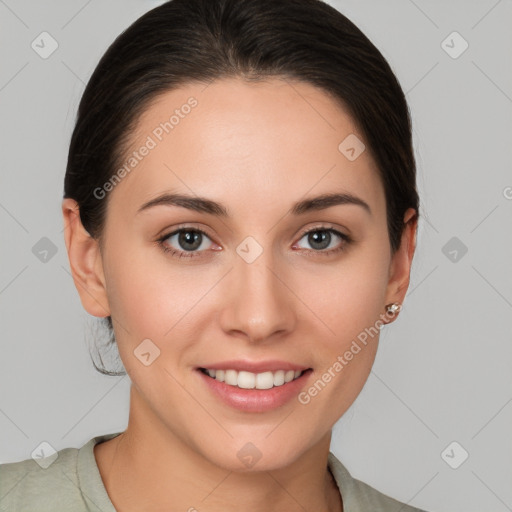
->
[198, 367, 312, 390]
[196, 365, 314, 412]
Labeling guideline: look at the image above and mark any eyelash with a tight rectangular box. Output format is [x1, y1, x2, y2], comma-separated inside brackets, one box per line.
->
[156, 225, 352, 260]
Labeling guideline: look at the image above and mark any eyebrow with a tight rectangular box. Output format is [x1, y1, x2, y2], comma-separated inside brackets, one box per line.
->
[137, 191, 371, 217]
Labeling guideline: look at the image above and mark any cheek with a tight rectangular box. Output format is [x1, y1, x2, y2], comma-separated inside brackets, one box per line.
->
[291, 242, 390, 412]
[102, 236, 224, 376]
[297, 242, 390, 345]
[104, 247, 199, 339]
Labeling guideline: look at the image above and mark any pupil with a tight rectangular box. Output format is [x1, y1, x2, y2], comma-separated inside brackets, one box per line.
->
[179, 231, 202, 251]
[309, 230, 330, 250]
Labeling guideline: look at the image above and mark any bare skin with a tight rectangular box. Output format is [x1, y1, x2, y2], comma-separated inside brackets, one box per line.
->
[62, 77, 416, 512]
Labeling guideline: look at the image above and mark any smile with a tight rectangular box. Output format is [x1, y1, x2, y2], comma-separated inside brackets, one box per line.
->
[199, 368, 305, 390]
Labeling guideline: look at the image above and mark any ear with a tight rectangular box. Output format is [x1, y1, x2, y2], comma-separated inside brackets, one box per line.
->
[62, 198, 110, 318]
[382, 207, 418, 324]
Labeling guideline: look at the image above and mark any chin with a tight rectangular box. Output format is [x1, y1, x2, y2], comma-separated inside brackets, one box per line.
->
[198, 433, 311, 474]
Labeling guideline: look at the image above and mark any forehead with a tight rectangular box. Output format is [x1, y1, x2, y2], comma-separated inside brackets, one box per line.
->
[108, 77, 385, 219]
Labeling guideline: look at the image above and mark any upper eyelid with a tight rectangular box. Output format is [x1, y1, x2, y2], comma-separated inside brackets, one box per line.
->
[160, 224, 347, 239]
[159, 224, 213, 240]
[297, 224, 347, 238]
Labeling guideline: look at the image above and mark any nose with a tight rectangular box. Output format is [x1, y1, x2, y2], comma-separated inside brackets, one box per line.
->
[218, 243, 297, 344]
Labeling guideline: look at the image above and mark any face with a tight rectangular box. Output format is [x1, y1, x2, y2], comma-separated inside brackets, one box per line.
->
[66, 77, 415, 472]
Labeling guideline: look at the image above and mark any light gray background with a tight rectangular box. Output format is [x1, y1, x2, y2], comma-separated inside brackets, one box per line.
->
[1, 1, 511, 511]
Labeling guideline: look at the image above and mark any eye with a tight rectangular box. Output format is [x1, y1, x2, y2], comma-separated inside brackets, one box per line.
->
[158, 227, 216, 259]
[157, 225, 351, 260]
[293, 226, 351, 255]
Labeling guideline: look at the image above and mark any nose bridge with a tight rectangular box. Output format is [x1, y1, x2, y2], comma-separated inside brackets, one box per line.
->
[234, 237, 280, 300]
[220, 236, 296, 342]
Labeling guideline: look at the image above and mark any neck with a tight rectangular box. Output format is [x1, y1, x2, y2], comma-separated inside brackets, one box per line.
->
[95, 385, 342, 512]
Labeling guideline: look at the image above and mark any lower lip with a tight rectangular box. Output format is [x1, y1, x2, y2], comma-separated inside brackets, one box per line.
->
[197, 369, 313, 413]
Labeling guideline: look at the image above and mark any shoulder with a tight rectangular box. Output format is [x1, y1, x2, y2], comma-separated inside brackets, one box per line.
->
[0, 432, 122, 512]
[328, 452, 430, 512]
[0, 444, 83, 511]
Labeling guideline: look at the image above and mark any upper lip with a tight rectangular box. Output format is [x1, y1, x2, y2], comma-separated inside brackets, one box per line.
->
[197, 360, 311, 373]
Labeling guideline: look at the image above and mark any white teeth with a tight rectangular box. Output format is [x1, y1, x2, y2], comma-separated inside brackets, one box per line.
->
[273, 370, 285, 386]
[224, 369, 238, 386]
[256, 371, 274, 389]
[284, 370, 295, 383]
[202, 368, 305, 389]
[238, 371, 255, 389]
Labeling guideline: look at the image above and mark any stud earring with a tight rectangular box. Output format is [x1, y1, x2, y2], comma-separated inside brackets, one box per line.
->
[385, 302, 401, 315]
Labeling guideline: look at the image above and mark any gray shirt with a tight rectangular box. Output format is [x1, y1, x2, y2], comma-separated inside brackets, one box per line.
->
[0, 431, 429, 511]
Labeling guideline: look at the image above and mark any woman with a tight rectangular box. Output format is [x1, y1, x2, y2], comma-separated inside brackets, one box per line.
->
[0, 0, 429, 510]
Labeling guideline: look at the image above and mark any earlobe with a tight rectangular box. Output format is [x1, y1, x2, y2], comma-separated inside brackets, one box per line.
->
[62, 198, 110, 318]
[382, 208, 418, 324]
